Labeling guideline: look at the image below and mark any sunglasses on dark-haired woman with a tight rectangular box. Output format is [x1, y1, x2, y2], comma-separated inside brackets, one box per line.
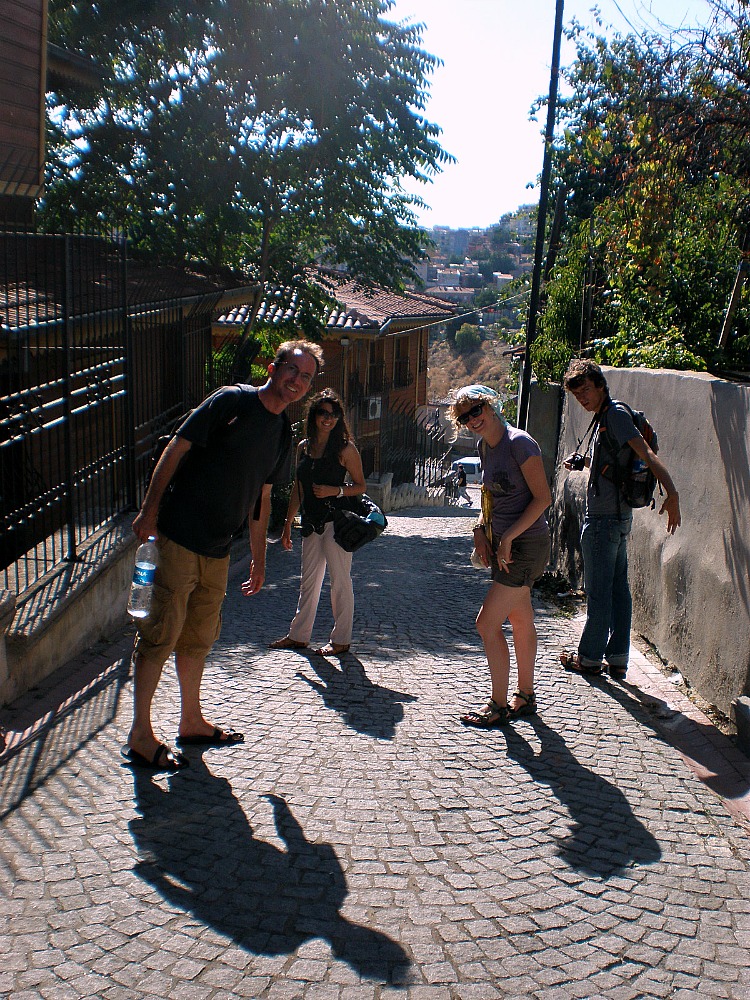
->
[315, 406, 340, 420]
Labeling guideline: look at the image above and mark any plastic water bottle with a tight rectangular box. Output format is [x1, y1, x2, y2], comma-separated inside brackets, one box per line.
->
[128, 536, 158, 619]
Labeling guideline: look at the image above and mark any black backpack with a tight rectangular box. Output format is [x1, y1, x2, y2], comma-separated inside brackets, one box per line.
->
[145, 384, 266, 490]
[145, 409, 193, 489]
[597, 400, 660, 510]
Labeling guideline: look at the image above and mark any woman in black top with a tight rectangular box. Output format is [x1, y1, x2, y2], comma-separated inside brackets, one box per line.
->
[269, 390, 366, 656]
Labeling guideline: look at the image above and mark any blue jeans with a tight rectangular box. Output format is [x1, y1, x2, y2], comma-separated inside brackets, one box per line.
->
[578, 515, 632, 669]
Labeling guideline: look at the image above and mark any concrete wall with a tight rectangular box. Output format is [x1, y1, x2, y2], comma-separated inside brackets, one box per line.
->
[551, 366, 750, 715]
[525, 379, 563, 486]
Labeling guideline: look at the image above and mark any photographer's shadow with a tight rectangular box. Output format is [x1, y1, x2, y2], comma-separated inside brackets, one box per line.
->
[503, 718, 662, 878]
[296, 653, 416, 739]
[128, 759, 410, 981]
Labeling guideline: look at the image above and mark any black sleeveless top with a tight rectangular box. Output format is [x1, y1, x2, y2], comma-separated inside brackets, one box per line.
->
[297, 447, 346, 531]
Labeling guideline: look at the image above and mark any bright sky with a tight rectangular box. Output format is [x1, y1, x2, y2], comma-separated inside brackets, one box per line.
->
[389, 0, 715, 229]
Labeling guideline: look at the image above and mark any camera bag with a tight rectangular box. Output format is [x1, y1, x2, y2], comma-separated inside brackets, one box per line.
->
[598, 401, 660, 510]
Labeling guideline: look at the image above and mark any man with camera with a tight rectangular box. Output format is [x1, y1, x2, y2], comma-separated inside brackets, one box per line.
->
[560, 359, 681, 680]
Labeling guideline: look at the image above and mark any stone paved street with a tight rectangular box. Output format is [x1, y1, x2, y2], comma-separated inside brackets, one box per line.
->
[2, 500, 750, 999]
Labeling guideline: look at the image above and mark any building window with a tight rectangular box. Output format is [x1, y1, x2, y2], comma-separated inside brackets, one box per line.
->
[393, 336, 412, 388]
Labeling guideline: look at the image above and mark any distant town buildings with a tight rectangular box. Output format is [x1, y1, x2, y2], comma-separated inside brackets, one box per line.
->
[413, 206, 536, 307]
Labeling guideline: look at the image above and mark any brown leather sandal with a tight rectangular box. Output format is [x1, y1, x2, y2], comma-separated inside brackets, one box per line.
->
[268, 636, 308, 650]
[460, 699, 511, 728]
[509, 690, 537, 717]
[560, 649, 602, 676]
[313, 643, 350, 656]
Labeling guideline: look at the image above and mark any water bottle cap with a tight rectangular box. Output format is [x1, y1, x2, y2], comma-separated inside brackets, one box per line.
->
[147, 535, 157, 542]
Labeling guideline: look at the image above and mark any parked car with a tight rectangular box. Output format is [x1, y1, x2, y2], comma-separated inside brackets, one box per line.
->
[451, 457, 482, 484]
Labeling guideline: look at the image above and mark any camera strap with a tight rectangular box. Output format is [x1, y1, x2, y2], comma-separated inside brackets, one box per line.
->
[574, 411, 600, 456]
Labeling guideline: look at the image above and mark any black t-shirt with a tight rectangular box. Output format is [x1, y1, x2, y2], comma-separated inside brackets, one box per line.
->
[158, 385, 292, 557]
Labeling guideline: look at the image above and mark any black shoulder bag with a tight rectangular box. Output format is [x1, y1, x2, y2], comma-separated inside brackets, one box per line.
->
[332, 494, 388, 553]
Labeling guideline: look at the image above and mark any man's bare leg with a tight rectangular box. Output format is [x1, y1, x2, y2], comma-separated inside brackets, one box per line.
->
[127, 652, 168, 761]
[175, 652, 213, 738]
[175, 653, 244, 744]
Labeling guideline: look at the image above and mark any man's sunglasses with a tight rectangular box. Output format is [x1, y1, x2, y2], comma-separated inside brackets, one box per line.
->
[456, 402, 485, 426]
[280, 362, 314, 387]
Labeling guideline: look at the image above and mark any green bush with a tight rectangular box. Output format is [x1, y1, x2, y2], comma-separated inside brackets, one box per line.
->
[455, 323, 481, 353]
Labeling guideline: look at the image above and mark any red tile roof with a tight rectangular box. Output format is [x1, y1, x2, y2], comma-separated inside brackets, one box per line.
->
[216, 269, 455, 337]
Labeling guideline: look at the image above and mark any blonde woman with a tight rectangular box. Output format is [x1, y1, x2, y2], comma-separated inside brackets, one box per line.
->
[269, 389, 366, 656]
[452, 385, 551, 727]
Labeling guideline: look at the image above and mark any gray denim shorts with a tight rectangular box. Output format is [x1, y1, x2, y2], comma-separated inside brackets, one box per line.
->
[491, 532, 550, 589]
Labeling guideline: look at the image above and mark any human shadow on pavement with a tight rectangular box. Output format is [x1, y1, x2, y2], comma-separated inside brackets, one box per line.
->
[295, 653, 416, 739]
[568, 669, 750, 805]
[503, 717, 662, 878]
[128, 759, 411, 983]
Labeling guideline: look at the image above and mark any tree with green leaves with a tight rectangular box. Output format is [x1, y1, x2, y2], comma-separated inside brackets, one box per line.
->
[474, 287, 499, 309]
[43, 0, 452, 340]
[532, 1, 750, 378]
[455, 323, 481, 354]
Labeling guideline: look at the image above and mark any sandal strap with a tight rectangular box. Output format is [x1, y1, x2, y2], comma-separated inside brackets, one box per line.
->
[512, 690, 534, 704]
[485, 699, 510, 715]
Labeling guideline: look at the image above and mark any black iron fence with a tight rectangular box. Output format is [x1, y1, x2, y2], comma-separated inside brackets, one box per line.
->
[0, 230, 219, 595]
[379, 399, 452, 490]
[1, 229, 444, 601]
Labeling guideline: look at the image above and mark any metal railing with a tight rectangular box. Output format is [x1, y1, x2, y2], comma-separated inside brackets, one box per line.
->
[1, 229, 442, 600]
[379, 399, 451, 489]
[0, 229, 218, 596]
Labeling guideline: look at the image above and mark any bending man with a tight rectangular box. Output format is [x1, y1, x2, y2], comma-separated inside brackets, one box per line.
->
[124, 341, 323, 771]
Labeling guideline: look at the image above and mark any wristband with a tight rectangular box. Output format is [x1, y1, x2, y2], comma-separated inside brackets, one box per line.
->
[338, 487, 344, 498]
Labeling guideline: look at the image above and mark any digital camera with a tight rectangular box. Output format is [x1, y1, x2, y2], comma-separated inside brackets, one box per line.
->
[566, 452, 586, 472]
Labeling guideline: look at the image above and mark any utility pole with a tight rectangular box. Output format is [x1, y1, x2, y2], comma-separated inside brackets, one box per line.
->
[718, 228, 750, 351]
[517, 0, 564, 430]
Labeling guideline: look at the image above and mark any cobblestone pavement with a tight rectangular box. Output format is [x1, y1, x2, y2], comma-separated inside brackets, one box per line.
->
[2, 501, 750, 999]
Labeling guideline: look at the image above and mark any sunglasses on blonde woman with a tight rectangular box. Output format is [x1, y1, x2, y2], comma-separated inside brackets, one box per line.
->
[456, 402, 485, 426]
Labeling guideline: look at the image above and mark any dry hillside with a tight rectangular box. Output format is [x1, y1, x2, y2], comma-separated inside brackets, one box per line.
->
[427, 338, 516, 403]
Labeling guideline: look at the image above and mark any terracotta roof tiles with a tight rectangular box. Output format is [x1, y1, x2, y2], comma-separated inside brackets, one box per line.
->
[216, 269, 455, 336]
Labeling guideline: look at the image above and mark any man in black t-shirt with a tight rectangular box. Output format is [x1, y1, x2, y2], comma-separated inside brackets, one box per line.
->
[123, 341, 323, 772]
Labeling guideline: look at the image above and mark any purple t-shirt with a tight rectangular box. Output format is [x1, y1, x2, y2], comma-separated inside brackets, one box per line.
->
[480, 425, 549, 540]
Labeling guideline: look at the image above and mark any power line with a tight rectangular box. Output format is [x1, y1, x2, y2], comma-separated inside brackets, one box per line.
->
[384, 287, 531, 336]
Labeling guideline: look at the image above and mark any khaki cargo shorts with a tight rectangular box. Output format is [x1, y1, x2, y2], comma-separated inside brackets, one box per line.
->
[134, 537, 230, 664]
[491, 532, 550, 589]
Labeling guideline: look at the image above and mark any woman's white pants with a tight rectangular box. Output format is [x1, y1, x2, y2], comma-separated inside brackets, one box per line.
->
[288, 521, 354, 646]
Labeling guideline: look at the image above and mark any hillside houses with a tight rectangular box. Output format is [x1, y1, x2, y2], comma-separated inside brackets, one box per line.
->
[411, 206, 536, 304]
